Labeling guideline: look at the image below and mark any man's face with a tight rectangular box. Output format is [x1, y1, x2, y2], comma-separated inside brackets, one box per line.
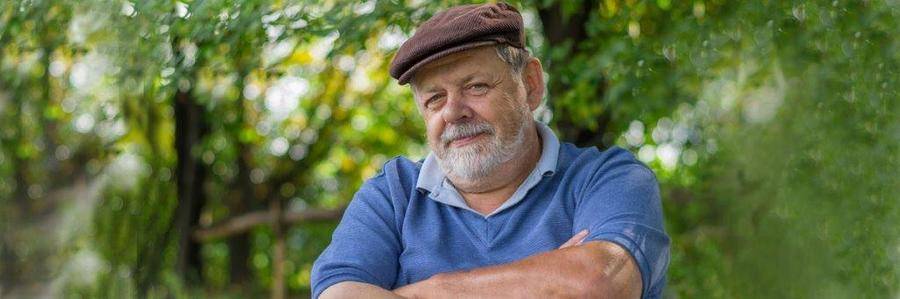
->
[411, 46, 537, 180]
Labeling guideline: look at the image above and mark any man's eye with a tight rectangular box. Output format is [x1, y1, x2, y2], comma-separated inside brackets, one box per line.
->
[468, 83, 489, 94]
[425, 95, 444, 107]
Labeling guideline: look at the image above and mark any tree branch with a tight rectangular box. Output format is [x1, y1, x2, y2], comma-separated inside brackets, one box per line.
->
[192, 207, 345, 242]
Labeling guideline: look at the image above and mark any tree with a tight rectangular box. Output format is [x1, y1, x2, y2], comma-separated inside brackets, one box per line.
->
[1, 0, 896, 298]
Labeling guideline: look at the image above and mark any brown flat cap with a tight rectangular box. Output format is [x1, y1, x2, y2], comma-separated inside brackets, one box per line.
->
[389, 2, 526, 85]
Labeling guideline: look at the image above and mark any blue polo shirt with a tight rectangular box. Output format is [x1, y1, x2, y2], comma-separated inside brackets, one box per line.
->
[311, 122, 670, 298]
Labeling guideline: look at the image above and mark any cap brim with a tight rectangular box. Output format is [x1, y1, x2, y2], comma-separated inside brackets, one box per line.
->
[397, 40, 499, 85]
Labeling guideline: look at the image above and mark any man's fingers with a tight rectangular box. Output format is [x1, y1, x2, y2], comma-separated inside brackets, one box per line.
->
[558, 229, 589, 249]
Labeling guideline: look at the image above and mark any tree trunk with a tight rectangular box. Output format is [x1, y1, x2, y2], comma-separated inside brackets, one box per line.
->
[270, 198, 286, 299]
[173, 88, 209, 283]
[537, 0, 612, 148]
[39, 45, 59, 172]
[227, 67, 256, 286]
[228, 145, 255, 285]
[2, 81, 29, 291]
[0, 234, 16, 294]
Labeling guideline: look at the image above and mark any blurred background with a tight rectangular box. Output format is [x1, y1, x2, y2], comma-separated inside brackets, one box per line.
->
[0, 0, 897, 298]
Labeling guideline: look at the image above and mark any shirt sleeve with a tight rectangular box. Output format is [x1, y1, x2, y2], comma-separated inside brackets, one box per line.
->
[573, 160, 670, 299]
[310, 174, 402, 298]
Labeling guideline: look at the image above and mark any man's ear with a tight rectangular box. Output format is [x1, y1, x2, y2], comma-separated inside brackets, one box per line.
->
[522, 58, 545, 111]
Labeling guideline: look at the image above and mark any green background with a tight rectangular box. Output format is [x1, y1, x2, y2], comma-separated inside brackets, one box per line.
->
[0, 0, 897, 298]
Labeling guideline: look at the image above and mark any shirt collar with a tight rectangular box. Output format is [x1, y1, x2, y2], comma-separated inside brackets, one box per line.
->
[415, 121, 561, 211]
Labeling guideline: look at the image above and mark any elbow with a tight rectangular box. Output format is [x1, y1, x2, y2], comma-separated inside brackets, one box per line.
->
[571, 269, 615, 299]
[551, 250, 609, 298]
[574, 272, 640, 299]
[570, 242, 643, 299]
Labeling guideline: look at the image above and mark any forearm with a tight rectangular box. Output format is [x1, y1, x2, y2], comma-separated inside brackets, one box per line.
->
[395, 241, 641, 298]
[433, 247, 594, 298]
[320, 281, 404, 299]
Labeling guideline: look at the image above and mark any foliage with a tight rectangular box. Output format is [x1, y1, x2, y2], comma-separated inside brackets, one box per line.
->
[0, 0, 896, 298]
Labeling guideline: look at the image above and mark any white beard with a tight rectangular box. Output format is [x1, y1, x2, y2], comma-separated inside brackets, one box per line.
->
[433, 111, 531, 181]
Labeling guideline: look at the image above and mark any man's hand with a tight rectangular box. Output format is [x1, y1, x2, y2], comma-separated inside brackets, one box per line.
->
[393, 230, 641, 299]
[557, 229, 588, 249]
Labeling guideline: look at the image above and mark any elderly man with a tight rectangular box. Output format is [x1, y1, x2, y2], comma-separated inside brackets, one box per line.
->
[311, 3, 669, 298]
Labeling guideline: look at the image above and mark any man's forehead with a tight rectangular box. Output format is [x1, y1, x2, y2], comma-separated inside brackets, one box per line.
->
[414, 47, 500, 88]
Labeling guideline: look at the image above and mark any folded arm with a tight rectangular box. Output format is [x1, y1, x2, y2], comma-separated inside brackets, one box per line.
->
[392, 240, 642, 299]
[320, 231, 642, 299]
[320, 281, 404, 299]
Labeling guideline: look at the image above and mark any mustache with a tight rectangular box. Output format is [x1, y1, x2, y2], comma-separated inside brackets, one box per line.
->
[441, 122, 495, 144]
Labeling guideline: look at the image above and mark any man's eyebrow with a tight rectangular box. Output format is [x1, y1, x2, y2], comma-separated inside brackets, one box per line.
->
[461, 72, 491, 84]
[416, 72, 492, 95]
[419, 85, 442, 95]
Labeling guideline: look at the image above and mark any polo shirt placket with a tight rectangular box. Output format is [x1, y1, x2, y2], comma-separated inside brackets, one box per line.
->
[414, 122, 560, 247]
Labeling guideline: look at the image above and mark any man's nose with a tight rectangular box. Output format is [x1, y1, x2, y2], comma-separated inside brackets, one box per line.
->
[441, 93, 473, 123]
